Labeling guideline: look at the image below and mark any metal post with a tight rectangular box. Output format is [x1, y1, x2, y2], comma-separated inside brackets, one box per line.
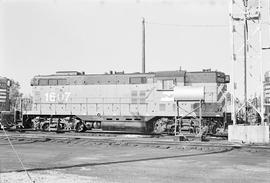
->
[229, 0, 236, 125]
[260, 68, 265, 125]
[259, 0, 266, 125]
[223, 92, 227, 130]
[199, 100, 202, 130]
[243, 0, 248, 124]
[174, 115, 177, 136]
[142, 17, 146, 73]
[13, 106, 16, 124]
[175, 101, 179, 136]
[20, 98, 23, 122]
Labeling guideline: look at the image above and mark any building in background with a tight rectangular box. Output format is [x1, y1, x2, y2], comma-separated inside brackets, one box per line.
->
[0, 76, 11, 112]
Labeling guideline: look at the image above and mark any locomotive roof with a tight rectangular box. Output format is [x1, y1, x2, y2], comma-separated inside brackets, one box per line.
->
[34, 69, 223, 78]
[31, 69, 229, 86]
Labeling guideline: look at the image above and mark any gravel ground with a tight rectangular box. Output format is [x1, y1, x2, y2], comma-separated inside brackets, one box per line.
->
[0, 170, 116, 183]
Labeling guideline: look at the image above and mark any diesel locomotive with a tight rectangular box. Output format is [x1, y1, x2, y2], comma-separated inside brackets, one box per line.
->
[22, 69, 230, 134]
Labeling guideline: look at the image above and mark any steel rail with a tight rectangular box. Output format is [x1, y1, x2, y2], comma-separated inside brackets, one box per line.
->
[1, 132, 269, 150]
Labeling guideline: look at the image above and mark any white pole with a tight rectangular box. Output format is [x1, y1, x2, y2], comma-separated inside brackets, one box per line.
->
[254, 0, 264, 125]
[229, 0, 236, 125]
[259, 0, 264, 125]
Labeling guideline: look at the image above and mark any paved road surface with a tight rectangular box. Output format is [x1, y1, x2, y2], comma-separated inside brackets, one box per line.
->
[0, 138, 269, 183]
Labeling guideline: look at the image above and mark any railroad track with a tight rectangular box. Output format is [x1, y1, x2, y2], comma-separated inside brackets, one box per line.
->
[3, 127, 229, 139]
[4, 128, 162, 137]
[1, 130, 270, 150]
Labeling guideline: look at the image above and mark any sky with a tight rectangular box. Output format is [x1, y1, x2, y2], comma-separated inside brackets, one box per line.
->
[0, 0, 270, 99]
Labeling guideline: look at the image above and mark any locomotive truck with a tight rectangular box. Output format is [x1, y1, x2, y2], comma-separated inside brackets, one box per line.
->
[23, 69, 230, 134]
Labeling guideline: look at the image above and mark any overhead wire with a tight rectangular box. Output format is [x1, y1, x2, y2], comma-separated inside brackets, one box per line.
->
[0, 125, 35, 183]
[145, 21, 229, 28]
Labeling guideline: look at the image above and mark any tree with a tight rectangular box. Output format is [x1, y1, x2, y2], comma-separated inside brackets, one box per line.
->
[22, 95, 33, 111]
[9, 80, 23, 110]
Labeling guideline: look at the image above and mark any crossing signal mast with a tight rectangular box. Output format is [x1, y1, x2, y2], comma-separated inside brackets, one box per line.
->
[229, 0, 265, 124]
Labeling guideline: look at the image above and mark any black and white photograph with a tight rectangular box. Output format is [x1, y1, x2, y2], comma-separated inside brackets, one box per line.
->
[0, 0, 270, 182]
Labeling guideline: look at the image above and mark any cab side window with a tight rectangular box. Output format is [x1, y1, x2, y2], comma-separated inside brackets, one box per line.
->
[162, 79, 174, 90]
[38, 79, 48, 86]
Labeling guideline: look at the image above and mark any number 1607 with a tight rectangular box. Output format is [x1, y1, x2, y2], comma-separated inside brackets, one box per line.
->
[45, 92, 71, 102]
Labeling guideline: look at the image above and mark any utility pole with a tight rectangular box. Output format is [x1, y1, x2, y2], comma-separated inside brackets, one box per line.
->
[230, 0, 263, 124]
[142, 17, 146, 73]
[243, 0, 248, 124]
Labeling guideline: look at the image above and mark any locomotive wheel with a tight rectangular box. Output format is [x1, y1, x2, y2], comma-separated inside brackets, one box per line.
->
[41, 123, 50, 131]
[93, 121, 101, 129]
[153, 118, 167, 134]
[75, 122, 86, 132]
